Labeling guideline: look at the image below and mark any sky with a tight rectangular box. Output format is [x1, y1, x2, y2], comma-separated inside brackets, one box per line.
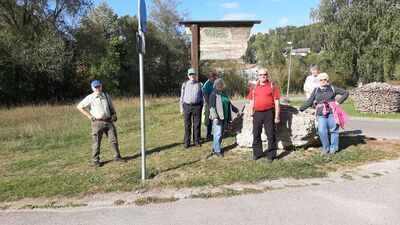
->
[92, 0, 321, 34]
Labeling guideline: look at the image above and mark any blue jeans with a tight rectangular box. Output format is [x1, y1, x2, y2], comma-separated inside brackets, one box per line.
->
[212, 119, 226, 153]
[317, 114, 339, 153]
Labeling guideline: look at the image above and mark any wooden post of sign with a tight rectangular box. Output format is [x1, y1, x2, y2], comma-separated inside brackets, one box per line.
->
[191, 24, 199, 79]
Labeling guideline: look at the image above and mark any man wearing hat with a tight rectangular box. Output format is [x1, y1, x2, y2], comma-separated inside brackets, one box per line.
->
[77, 80, 126, 167]
[180, 68, 204, 148]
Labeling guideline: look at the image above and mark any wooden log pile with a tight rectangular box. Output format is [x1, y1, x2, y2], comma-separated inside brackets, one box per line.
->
[353, 82, 400, 113]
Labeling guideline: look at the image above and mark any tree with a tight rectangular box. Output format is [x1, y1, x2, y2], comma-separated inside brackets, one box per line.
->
[0, 0, 90, 104]
[74, 3, 122, 92]
[148, 0, 190, 94]
[312, 0, 400, 85]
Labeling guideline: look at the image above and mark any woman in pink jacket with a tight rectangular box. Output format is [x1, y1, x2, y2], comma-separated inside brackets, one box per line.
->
[299, 73, 349, 154]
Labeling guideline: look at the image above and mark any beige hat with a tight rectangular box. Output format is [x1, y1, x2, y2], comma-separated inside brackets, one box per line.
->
[317, 72, 329, 81]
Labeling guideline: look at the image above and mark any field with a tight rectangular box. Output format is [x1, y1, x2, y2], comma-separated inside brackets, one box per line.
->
[0, 97, 399, 202]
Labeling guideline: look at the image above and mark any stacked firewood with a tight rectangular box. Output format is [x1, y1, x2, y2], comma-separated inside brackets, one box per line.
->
[353, 82, 400, 113]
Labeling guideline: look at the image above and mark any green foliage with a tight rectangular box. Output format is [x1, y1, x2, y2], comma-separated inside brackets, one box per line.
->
[0, 0, 190, 105]
[312, 0, 400, 85]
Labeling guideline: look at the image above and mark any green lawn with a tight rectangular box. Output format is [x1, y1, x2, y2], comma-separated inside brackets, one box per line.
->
[0, 97, 399, 201]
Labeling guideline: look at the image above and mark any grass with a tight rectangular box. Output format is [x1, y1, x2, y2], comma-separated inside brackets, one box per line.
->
[340, 173, 355, 180]
[133, 196, 179, 206]
[19, 201, 87, 210]
[290, 98, 400, 119]
[114, 199, 126, 205]
[190, 188, 264, 199]
[0, 97, 399, 202]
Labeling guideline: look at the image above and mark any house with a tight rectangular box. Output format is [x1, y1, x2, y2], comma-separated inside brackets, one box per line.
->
[236, 64, 259, 83]
[290, 48, 311, 56]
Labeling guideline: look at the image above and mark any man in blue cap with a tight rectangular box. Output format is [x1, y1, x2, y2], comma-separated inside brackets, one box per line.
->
[77, 80, 126, 167]
[180, 68, 204, 148]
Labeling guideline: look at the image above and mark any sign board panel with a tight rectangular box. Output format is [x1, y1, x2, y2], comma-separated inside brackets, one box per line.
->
[184, 26, 253, 60]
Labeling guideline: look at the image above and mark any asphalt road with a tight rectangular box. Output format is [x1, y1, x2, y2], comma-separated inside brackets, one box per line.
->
[1, 163, 399, 225]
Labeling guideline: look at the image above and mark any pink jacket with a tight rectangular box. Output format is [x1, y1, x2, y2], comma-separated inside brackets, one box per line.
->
[316, 102, 348, 129]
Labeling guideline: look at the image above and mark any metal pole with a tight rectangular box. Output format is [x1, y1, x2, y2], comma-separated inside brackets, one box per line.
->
[286, 43, 292, 102]
[138, 0, 146, 182]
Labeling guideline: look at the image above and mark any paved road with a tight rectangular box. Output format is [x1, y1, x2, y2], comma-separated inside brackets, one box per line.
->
[232, 99, 400, 139]
[1, 162, 399, 225]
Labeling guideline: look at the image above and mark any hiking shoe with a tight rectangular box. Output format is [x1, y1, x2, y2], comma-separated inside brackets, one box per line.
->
[93, 161, 101, 168]
[114, 157, 127, 163]
[194, 142, 202, 148]
[266, 158, 274, 164]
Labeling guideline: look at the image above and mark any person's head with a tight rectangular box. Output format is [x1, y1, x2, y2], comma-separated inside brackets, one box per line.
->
[317, 73, 329, 87]
[213, 78, 225, 92]
[187, 68, 196, 81]
[310, 64, 320, 77]
[257, 68, 269, 83]
[209, 70, 218, 83]
[91, 80, 103, 96]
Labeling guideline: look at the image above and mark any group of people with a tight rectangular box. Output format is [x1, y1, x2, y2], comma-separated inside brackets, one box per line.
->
[179, 67, 280, 162]
[179, 68, 243, 157]
[77, 64, 349, 167]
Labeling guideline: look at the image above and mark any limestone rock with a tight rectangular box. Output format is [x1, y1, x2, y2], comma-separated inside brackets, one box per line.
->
[234, 104, 318, 149]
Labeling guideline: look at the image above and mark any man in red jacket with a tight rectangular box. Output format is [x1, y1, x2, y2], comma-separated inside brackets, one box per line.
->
[248, 68, 281, 163]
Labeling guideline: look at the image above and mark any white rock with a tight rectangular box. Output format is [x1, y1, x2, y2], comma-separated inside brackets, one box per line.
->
[234, 104, 318, 149]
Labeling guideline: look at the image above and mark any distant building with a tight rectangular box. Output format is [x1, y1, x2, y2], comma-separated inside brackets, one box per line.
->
[236, 64, 259, 84]
[290, 48, 311, 56]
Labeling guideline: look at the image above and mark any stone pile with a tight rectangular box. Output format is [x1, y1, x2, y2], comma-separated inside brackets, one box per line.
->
[353, 82, 400, 114]
[233, 104, 318, 150]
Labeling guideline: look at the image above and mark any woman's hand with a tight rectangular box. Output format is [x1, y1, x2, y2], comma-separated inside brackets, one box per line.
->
[213, 118, 219, 124]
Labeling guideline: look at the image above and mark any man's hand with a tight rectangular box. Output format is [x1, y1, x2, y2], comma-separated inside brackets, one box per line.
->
[274, 117, 280, 123]
[180, 111, 184, 116]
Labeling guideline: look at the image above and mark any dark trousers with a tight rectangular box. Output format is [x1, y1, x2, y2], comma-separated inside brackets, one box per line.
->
[91, 121, 121, 162]
[183, 103, 203, 145]
[252, 108, 277, 160]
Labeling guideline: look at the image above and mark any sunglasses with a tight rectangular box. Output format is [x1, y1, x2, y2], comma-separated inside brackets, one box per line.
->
[93, 85, 102, 88]
[319, 79, 327, 81]
[188, 73, 195, 76]
[258, 73, 268, 76]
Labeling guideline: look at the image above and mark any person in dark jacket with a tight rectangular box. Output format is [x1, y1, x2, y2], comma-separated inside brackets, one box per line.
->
[209, 78, 243, 157]
[299, 73, 349, 154]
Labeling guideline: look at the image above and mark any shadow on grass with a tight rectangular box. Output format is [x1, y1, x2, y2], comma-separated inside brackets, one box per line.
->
[148, 157, 205, 179]
[339, 129, 371, 150]
[222, 143, 238, 153]
[101, 142, 182, 166]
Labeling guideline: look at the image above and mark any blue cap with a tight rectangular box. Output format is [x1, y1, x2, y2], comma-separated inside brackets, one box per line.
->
[91, 80, 102, 87]
[187, 68, 195, 75]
